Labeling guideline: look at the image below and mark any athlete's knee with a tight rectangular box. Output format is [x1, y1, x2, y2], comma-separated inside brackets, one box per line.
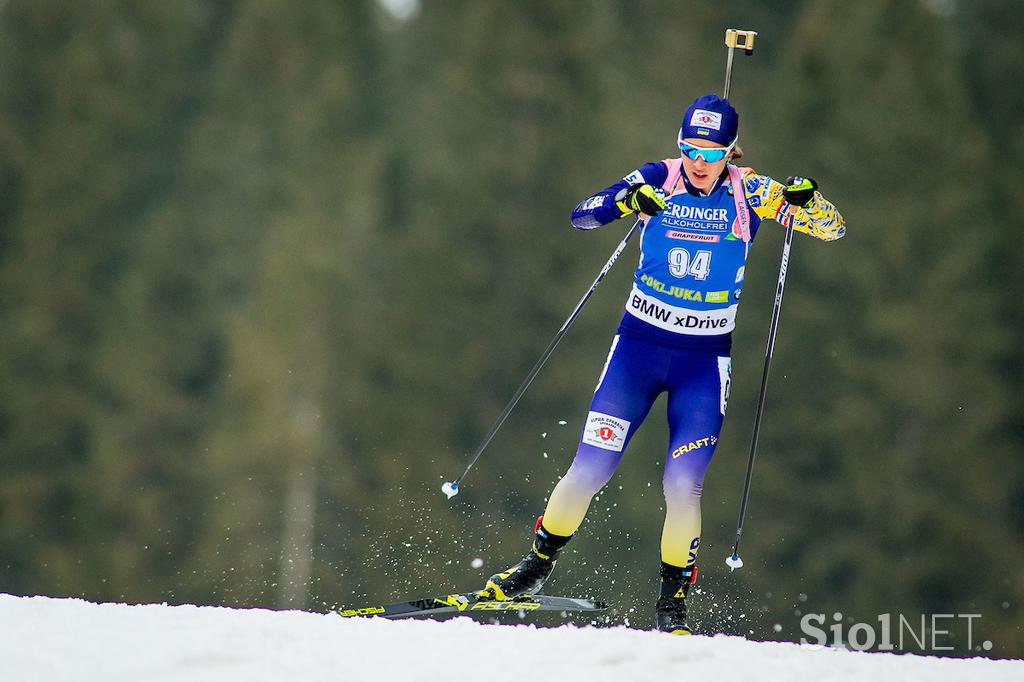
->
[560, 454, 616, 494]
[664, 443, 714, 501]
[663, 473, 704, 505]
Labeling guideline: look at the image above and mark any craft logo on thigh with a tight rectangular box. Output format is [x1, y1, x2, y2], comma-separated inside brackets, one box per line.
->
[671, 435, 717, 459]
[582, 411, 630, 453]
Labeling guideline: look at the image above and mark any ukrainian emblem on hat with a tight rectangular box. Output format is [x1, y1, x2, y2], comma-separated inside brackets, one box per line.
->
[679, 94, 739, 147]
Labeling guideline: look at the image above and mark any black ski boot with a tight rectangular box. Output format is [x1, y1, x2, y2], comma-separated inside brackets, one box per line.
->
[655, 562, 697, 634]
[479, 520, 572, 601]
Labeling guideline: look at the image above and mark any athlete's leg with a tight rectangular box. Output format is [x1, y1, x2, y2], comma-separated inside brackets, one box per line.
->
[660, 354, 731, 568]
[542, 334, 667, 537]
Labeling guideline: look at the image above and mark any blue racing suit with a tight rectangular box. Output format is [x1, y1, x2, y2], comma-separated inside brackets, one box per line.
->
[541, 158, 845, 567]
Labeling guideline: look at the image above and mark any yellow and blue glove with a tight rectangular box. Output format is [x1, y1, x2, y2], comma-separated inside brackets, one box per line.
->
[616, 183, 668, 217]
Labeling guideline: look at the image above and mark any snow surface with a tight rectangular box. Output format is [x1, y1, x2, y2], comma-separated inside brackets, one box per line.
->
[0, 594, 1019, 682]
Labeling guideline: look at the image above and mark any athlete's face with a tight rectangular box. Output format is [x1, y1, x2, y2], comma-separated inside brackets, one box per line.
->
[680, 137, 731, 193]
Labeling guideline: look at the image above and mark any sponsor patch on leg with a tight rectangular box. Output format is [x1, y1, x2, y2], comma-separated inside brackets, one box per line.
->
[581, 411, 631, 453]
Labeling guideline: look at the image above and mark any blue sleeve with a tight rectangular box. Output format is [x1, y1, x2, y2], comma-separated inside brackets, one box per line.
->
[570, 161, 669, 230]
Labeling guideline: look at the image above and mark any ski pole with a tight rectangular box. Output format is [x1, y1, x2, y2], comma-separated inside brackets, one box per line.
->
[721, 28, 772, 571]
[726, 221, 795, 571]
[442, 217, 644, 499]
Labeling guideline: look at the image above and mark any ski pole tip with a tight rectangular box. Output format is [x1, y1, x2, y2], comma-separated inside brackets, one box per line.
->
[725, 552, 744, 571]
[441, 481, 459, 499]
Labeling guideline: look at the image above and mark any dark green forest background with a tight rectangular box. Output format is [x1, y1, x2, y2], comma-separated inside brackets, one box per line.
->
[1, 0, 1021, 656]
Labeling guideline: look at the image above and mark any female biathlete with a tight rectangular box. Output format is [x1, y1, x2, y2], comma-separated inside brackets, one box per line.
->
[478, 94, 846, 634]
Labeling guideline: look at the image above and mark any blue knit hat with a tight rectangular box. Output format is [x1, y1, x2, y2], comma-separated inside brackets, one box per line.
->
[678, 94, 739, 147]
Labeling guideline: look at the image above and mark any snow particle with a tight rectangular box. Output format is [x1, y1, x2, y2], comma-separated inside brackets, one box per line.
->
[471, 558, 484, 569]
[983, 640, 993, 651]
[773, 623, 782, 633]
[558, 420, 567, 425]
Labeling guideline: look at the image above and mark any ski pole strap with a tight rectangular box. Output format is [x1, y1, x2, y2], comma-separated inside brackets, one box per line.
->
[727, 164, 751, 242]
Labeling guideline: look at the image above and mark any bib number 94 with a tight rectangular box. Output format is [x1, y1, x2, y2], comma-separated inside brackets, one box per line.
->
[668, 248, 712, 281]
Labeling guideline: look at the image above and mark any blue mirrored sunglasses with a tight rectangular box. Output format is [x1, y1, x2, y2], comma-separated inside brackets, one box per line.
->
[678, 140, 734, 163]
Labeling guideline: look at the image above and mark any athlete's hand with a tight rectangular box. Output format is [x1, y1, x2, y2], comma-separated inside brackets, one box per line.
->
[783, 176, 818, 207]
[618, 183, 668, 217]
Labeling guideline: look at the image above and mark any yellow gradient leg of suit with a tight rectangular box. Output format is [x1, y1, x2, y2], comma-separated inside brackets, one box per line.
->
[542, 333, 729, 568]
